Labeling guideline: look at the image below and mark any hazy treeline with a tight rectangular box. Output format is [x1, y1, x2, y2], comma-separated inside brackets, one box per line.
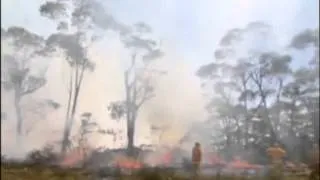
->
[197, 22, 319, 164]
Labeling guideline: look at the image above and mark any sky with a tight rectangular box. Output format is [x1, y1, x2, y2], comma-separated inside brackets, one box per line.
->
[1, 0, 319, 157]
[107, 0, 319, 67]
[2, 0, 319, 67]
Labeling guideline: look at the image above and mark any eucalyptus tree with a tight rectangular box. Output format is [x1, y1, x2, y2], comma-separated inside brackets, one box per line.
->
[108, 23, 165, 156]
[1, 27, 49, 138]
[39, 0, 122, 154]
[196, 22, 293, 162]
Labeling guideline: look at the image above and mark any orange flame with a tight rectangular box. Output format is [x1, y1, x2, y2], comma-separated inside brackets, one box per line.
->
[227, 159, 262, 170]
[60, 147, 90, 167]
[207, 152, 226, 166]
[160, 152, 172, 165]
[114, 156, 142, 169]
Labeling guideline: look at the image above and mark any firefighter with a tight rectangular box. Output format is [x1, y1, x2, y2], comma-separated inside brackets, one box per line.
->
[266, 143, 286, 164]
[192, 142, 202, 179]
[266, 143, 286, 179]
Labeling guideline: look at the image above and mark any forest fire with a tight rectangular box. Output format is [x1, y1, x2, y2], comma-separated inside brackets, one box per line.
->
[114, 156, 142, 169]
[60, 147, 91, 168]
[160, 152, 173, 165]
[227, 159, 262, 170]
[149, 151, 174, 167]
[206, 152, 226, 167]
[59, 147, 175, 170]
[59, 146, 265, 173]
[113, 152, 174, 170]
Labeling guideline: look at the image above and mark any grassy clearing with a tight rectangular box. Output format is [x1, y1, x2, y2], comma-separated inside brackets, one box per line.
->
[1, 163, 311, 180]
[1, 164, 92, 180]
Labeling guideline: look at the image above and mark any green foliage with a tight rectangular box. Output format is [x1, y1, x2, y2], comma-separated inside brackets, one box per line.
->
[1, 26, 61, 136]
[197, 22, 319, 163]
[1, 27, 47, 95]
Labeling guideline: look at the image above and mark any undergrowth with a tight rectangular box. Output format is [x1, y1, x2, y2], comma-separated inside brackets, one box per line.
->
[1, 164, 310, 180]
[1, 146, 312, 180]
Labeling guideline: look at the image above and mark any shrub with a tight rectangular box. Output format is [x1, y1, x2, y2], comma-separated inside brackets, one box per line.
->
[25, 144, 59, 165]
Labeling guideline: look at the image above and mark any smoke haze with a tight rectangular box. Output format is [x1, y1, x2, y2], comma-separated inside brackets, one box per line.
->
[1, 34, 206, 157]
[1, 0, 318, 159]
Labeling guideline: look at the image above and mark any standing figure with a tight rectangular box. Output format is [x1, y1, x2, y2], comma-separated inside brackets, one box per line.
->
[266, 143, 286, 164]
[192, 142, 202, 179]
[266, 143, 286, 179]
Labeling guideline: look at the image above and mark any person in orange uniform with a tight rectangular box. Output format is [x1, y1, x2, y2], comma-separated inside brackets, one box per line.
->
[266, 143, 286, 164]
[266, 143, 286, 179]
[192, 142, 202, 179]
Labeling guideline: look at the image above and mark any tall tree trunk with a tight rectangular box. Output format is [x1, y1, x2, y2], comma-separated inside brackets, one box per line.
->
[125, 54, 139, 157]
[62, 121, 72, 154]
[61, 83, 81, 154]
[14, 89, 23, 137]
[256, 77, 278, 143]
[13, 87, 24, 154]
[61, 65, 83, 155]
[69, 86, 81, 130]
[125, 90, 137, 156]
[250, 72, 278, 143]
[124, 70, 134, 155]
[127, 118, 135, 156]
[61, 68, 74, 154]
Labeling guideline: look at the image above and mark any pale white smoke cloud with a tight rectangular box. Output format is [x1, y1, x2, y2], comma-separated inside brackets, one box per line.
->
[1, 0, 318, 157]
[1, 33, 206, 157]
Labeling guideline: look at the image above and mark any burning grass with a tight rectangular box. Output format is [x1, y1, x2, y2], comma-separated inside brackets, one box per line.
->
[1, 163, 310, 180]
[1, 147, 313, 180]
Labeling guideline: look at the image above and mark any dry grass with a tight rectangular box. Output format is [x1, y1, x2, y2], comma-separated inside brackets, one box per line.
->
[1, 163, 92, 180]
[1, 164, 311, 180]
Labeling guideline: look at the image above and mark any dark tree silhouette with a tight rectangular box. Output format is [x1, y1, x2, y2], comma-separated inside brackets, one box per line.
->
[108, 22, 165, 156]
